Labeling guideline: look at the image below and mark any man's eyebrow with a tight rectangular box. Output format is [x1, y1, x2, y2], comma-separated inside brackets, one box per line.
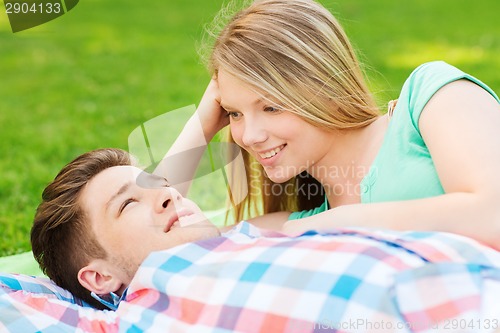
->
[105, 181, 132, 213]
[137, 172, 170, 188]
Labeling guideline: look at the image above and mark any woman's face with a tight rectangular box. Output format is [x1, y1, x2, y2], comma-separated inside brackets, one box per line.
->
[217, 70, 335, 183]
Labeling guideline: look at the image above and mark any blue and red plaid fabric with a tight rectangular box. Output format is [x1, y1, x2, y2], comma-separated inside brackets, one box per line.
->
[1, 222, 500, 332]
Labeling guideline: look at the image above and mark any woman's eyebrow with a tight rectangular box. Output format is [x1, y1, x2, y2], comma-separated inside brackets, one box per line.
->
[220, 102, 234, 111]
[221, 95, 271, 111]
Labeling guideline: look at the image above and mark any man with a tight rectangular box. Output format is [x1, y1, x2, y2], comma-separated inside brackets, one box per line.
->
[27, 148, 500, 332]
[31, 148, 219, 309]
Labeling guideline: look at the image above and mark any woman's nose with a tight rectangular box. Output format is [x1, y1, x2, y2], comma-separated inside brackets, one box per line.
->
[241, 117, 268, 147]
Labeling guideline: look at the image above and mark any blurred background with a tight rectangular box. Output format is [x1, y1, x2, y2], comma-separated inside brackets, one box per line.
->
[1, 0, 499, 256]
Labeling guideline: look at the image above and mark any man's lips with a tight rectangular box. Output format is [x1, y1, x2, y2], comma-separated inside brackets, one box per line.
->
[164, 208, 194, 232]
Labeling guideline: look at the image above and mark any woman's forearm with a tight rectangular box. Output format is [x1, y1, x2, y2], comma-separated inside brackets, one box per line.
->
[292, 192, 500, 249]
[154, 112, 208, 196]
[154, 79, 228, 196]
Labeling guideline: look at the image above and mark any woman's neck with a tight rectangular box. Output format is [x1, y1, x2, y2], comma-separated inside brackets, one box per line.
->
[309, 114, 389, 206]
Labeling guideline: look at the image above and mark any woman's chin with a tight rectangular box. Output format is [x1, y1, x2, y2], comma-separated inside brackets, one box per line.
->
[264, 170, 295, 184]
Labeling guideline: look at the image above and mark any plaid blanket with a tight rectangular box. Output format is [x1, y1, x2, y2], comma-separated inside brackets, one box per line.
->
[1, 222, 500, 332]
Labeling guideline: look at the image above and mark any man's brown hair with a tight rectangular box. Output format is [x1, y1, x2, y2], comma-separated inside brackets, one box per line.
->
[31, 148, 131, 309]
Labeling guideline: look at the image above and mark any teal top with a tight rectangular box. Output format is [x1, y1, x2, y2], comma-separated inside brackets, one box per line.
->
[289, 61, 500, 220]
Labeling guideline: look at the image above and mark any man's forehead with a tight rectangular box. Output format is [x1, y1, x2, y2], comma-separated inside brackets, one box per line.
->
[96, 165, 140, 182]
[136, 170, 169, 189]
[85, 166, 138, 196]
[88, 166, 168, 194]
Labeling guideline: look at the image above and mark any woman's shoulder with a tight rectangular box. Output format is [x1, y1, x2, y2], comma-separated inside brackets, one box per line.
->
[404, 61, 467, 95]
[403, 61, 496, 99]
[396, 61, 498, 127]
[409, 60, 462, 77]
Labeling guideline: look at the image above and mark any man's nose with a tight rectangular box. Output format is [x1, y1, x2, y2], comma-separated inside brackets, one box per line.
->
[155, 187, 182, 213]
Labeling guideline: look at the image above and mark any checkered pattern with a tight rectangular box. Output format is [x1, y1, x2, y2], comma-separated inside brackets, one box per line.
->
[0, 279, 118, 332]
[1, 223, 500, 332]
[0, 273, 90, 307]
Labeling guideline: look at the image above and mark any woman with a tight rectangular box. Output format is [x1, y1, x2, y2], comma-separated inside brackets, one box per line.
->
[175, 0, 500, 248]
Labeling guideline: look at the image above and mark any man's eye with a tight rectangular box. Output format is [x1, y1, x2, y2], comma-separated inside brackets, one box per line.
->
[119, 198, 136, 214]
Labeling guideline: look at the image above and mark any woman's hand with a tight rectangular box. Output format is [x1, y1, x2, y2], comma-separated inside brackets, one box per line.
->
[280, 208, 345, 236]
[196, 78, 229, 142]
[281, 219, 301, 236]
[281, 219, 314, 236]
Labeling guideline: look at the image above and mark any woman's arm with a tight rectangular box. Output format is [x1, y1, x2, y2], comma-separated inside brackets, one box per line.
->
[247, 211, 292, 230]
[154, 79, 228, 196]
[284, 80, 500, 249]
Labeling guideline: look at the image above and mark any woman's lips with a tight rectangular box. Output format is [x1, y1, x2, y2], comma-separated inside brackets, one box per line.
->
[256, 144, 286, 159]
[256, 144, 286, 166]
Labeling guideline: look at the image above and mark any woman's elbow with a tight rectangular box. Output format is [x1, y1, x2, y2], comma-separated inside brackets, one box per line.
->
[480, 196, 500, 250]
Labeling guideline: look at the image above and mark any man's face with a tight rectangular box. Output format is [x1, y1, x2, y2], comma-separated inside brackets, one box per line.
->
[80, 165, 220, 283]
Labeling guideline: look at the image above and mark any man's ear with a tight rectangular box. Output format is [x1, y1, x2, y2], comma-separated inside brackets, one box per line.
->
[78, 259, 123, 295]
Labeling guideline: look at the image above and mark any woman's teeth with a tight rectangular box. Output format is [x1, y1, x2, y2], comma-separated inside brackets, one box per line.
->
[259, 145, 284, 159]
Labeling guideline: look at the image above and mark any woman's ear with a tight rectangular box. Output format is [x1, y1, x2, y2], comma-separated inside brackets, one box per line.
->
[78, 259, 123, 295]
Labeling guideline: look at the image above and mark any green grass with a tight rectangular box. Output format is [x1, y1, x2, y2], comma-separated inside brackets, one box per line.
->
[1, 0, 499, 256]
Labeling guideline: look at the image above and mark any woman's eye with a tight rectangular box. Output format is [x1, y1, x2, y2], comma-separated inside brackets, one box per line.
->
[263, 106, 282, 113]
[119, 198, 136, 214]
[227, 111, 242, 120]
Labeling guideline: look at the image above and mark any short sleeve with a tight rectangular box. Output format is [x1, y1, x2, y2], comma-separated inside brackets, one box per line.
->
[288, 199, 329, 220]
[402, 61, 500, 132]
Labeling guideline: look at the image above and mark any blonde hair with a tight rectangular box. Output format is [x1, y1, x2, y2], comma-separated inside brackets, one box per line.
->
[207, 0, 381, 221]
